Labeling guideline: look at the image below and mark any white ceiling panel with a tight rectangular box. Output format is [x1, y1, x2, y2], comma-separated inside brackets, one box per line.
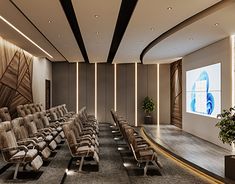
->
[0, 0, 63, 60]
[144, 1, 235, 64]
[72, 0, 121, 63]
[12, 0, 84, 62]
[114, 0, 220, 63]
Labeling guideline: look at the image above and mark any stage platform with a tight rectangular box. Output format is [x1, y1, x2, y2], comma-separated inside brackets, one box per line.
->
[143, 125, 234, 183]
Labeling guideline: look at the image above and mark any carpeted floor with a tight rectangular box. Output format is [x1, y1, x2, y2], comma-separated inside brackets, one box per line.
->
[0, 123, 221, 184]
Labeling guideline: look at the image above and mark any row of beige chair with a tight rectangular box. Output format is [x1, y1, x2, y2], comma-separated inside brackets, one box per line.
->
[0, 107, 11, 122]
[110, 109, 162, 176]
[62, 108, 99, 171]
[0, 110, 65, 179]
[16, 103, 44, 117]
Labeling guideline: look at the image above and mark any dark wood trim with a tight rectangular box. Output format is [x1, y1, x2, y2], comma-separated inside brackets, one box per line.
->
[60, 0, 89, 63]
[107, 0, 138, 64]
[140, 0, 232, 63]
[10, 0, 68, 62]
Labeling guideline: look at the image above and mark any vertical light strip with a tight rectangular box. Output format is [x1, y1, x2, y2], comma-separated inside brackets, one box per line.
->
[232, 35, 235, 152]
[76, 62, 79, 113]
[95, 63, 97, 118]
[135, 62, 138, 126]
[114, 63, 117, 111]
[231, 35, 235, 107]
[157, 64, 160, 126]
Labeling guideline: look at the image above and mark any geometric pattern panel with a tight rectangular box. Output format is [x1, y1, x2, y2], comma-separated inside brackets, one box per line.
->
[0, 37, 33, 117]
[170, 59, 182, 128]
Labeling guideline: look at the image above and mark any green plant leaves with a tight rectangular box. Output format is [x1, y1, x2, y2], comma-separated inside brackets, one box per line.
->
[142, 96, 155, 114]
[216, 107, 235, 145]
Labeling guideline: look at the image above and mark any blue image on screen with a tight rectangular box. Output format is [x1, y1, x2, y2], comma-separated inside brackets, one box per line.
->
[190, 71, 214, 115]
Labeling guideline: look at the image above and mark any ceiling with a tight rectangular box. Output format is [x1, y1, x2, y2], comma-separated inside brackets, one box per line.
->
[0, 0, 234, 64]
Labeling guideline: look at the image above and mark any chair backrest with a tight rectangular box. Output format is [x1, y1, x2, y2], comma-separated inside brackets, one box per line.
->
[0, 107, 11, 121]
[24, 104, 32, 115]
[35, 104, 41, 112]
[40, 111, 50, 127]
[29, 104, 37, 114]
[39, 103, 44, 111]
[11, 117, 30, 141]
[0, 121, 18, 160]
[24, 114, 38, 136]
[17, 105, 26, 117]
[33, 112, 45, 130]
[49, 108, 58, 121]
[62, 121, 77, 155]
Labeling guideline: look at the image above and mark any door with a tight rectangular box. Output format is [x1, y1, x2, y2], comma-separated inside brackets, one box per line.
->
[45, 80, 51, 110]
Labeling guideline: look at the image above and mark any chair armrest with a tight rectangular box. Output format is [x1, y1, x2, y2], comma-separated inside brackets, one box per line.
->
[17, 139, 37, 146]
[2, 145, 28, 153]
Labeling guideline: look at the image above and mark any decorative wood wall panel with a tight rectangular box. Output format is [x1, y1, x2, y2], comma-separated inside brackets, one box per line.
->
[170, 60, 182, 128]
[0, 37, 33, 117]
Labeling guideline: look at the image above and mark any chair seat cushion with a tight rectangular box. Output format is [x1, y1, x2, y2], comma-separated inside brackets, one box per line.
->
[37, 141, 46, 149]
[10, 149, 38, 162]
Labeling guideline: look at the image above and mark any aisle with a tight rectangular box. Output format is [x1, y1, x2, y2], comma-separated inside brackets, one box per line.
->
[64, 123, 131, 184]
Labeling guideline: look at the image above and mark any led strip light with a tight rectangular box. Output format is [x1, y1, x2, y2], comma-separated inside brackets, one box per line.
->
[76, 62, 79, 113]
[114, 63, 117, 111]
[0, 15, 53, 58]
[135, 62, 138, 126]
[95, 63, 97, 118]
[157, 64, 160, 126]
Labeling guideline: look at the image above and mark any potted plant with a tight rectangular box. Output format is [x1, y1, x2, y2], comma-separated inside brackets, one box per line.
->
[142, 96, 155, 124]
[216, 107, 235, 180]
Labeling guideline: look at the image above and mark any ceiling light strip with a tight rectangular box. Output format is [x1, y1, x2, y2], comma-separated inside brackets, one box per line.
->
[0, 15, 53, 58]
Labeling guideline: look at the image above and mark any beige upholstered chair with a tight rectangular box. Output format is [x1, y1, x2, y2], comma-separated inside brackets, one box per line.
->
[11, 117, 51, 159]
[23, 115, 57, 151]
[63, 121, 99, 171]
[0, 121, 43, 179]
[16, 105, 26, 117]
[0, 107, 11, 122]
[125, 128, 162, 176]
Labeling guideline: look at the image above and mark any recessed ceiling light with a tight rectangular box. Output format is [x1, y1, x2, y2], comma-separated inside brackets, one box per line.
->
[94, 15, 99, 18]
[150, 27, 155, 31]
[96, 31, 99, 35]
[167, 7, 173, 10]
[214, 23, 219, 26]
[48, 20, 52, 23]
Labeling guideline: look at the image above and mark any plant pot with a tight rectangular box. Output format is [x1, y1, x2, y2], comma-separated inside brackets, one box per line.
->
[144, 115, 153, 124]
[225, 155, 235, 180]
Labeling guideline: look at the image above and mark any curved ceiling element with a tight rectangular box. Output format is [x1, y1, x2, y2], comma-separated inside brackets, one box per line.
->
[72, 0, 121, 63]
[140, 0, 232, 64]
[107, 0, 138, 64]
[60, 0, 89, 63]
[114, 0, 220, 64]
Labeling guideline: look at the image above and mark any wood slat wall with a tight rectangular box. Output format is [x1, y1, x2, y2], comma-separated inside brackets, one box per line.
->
[170, 60, 182, 128]
[0, 37, 33, 117]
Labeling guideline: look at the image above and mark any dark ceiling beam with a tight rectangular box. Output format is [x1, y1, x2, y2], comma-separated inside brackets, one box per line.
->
[60, 0, 89, 63]
[10, 0, 68, 62]
[107, 0, 138, 64]
[140, 0, 232, 63]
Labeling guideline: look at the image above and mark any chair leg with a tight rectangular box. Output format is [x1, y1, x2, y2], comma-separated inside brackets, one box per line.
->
[143, 161, 149, 176]
[78, 156, 84, 172]
[13, 163, 20, 179]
